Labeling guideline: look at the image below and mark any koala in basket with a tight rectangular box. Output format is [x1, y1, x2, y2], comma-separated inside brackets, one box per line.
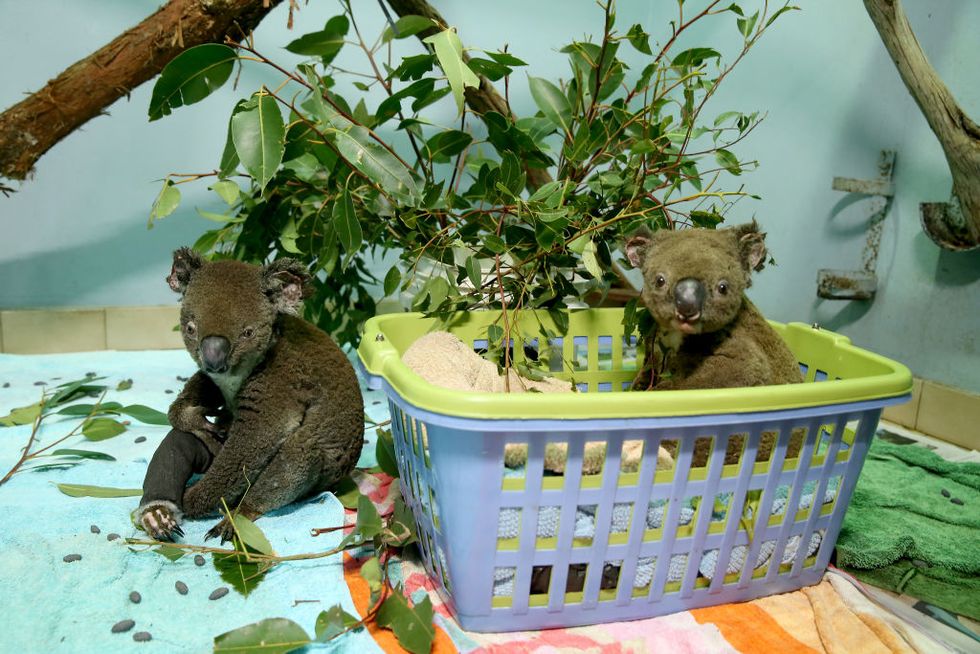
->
[626, 221, 804, 467]
[135, 248, 364, 542]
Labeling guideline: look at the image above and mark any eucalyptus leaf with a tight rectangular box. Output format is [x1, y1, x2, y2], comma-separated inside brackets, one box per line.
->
[213, 549, 269, 597]
[214, 618, 311, 654]
[423, 28, 480, 115]
[55, 483, 142, 498]
[119, 404, 169, 426]
[383, 265, 402, 297]
[315, 605, 361, 642]
[231, 93, 285, 192]
[82, 417, 126, 441]
[528, 76, 572, 135]
[55, 402, 122, 417]
[715, 148, 742, 175]
[332, 476, 363, 510]
[154, 545, 185, 562]
[330, 127, 420, 202]
[382, 15, 436, 42]
[333, 183, 364, 259]
[285, 15, 349, 64]
[232, 514, 275, 556]
[375, 428, 399, 478]
[148, 44, 237, 121]
[49, 449, 116, 462]
[464, 256, 481, 288]
[425, 130, 472, 163]
[210, 180, 240, 205]
[354, 494, 383, 541]
[149, 180, 181, 225]
[376, 590, 435, 654]
[359, 556, 383, 605]
[0, 402, 41, 427]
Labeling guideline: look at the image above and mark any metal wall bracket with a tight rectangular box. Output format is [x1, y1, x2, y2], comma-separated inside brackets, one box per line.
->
[817, 150, 896, 301]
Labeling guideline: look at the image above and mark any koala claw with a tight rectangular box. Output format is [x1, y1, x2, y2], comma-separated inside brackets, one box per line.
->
[204, 517, 236, 544]
[138, 501, 184, 541]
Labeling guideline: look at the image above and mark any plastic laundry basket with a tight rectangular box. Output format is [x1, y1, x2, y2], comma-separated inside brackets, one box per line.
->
[357, 308, 912, 632]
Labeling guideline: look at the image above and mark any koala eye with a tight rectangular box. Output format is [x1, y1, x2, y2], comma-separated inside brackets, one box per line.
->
[717, 281, 729, 295]
[184, 321, 197, 336]
[242, 326, 255, 338]
[654, 274, 667, 289]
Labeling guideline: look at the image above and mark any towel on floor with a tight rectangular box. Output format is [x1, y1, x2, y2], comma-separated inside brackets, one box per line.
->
[837, 438, 980, 620]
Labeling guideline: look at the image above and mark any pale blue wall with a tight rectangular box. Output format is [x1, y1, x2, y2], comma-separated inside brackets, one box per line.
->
[0, 1, 977, 391]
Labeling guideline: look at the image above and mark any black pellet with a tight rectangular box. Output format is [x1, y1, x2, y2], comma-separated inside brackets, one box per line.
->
[129, 591, 142, 604]
[133, 632, 152, 642]
[951, 497, 965, 506]
[111, 620, 135, 634]
[165, 389, 174, 394]
[941, 488, 951, 498]
[86, 372, 97, 377]
[175, 581, 188, 595]
[134, 436, 147, 443]
[2, 382, 9, 388]
[177, 375, 188, 381]
[63, 554, 82, 563]
[34, 381, 45, 386]
[194, 554, 205, 567]
[372, 400, 381, 405]
[107, 533, 120, 542]
[209, 587, 229, 601]
[90, 525, 101, 534]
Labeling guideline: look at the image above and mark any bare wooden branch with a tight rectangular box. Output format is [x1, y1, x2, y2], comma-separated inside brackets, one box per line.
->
[864, 0, 980, 250]
[0, 0, 283, 182]
[384, 0, 553, 190]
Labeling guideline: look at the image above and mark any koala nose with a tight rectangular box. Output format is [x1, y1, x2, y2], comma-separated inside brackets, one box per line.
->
[674, 278, 705, 320]
[200, 336, 230, 373]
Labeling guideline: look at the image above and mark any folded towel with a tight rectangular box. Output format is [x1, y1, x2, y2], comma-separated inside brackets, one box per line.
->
[837, 439, 980, 621]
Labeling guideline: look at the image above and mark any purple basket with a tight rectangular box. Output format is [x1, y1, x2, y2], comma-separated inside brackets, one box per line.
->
[358, 314, 910, 632]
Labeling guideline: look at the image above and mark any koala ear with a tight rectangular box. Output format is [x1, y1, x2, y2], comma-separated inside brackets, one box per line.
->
[625, 229, 653, 268]
[262, 258, 311, 315]
[733, 220, 768, 272]
[167, 247, 204, 294]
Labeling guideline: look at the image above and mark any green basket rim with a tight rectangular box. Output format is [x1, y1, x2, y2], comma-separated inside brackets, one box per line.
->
[357, 309, 913, 420]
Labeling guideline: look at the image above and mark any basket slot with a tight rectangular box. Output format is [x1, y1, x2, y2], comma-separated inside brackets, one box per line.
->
[764, 417, 824, 585]
[511, 436, 548, 615]
[580, 432, 625, 608]
[621, 335, 639, 371]
[680, 432, 731, 599]
[547, 436, 586, 612]
[737, 420, 797, 590]
[613, 432, 662, 605]
[790, 414, 847, 578]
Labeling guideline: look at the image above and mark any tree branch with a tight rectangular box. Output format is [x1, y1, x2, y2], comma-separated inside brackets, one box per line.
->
[0, 0, 284, 182]
[864, 0, 980, 249]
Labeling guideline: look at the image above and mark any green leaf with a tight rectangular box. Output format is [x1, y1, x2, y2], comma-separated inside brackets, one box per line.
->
[383, 15, 436, 42]
[218, 102, 246, 178]
[581, 240, 603, 279]
[360, 556, 383, 605]
[285, 15, 349, 64]
[213, 549, 269, 597]
[330, 127, 420, 202]
[355, 494, 383, 540]
[671, 47, 722, 67]
[49, 449, 116, 462]
[210, 180, 240, 205]
[231, 93, 285, 192]
[376, 428, 399, 478]
[332, 476, 363, 510]
[486, 51, 527, 67]
[626, 24, 652, 55]
[487, 324, 504, 344]
[528, 77, 572, 135]
[425, 130, 472, 163]
[766, 5, 800, 28]
[737, 11, 759, 37]
[376, 590, 435, 654]
[390, 494, 418, 547]
[214, 618, 311, 654]
[383, 265, 402, 296]
[197, 208, 244, 224]
[465, 256, 481, 288]
[232, 514, 275, 556]
[690, 210, 724, 228]
[119, 404, 169, 425]
[82, 417, 126, 441]
[715, 148, 742, 175]
[148, 44, 237, 121]
[47, 376, 107, 407]
[423, 28, 480, 115]
[0, 402, 41, 427]
[466, 57, 511, 81]
[154, 545, 185, 562]
[315, 605, 361, 642]
[55, 483, 142, 498]
[149, 180, 181, 225]
[115, 379, 133, 391]
[333, 183, 363, 263]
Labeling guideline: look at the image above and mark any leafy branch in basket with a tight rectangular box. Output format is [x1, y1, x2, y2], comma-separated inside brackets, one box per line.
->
[147, 0, 798, 353]
[0, 375, 169, 487]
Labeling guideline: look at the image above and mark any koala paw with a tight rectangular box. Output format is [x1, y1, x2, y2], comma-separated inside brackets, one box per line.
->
[137, 501, 185, 541]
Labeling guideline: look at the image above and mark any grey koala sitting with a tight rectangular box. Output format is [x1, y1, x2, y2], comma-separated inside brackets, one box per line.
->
[625, 221, 804, 466]
[136, 248, 364, 542]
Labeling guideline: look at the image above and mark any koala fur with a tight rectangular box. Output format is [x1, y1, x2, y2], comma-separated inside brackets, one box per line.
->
[137, 248, 364, 542]
[625, 221, 803, 467]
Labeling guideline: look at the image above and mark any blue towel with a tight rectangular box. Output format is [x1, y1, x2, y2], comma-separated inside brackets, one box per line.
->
[0, 350, 385, 653]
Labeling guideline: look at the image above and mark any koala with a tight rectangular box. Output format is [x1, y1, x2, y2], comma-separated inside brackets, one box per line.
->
[625, 221, 804, 466]
[136, 248, 364, 542]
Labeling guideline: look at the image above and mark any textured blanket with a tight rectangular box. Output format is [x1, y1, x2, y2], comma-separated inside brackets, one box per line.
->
[0, 351, 954, 653]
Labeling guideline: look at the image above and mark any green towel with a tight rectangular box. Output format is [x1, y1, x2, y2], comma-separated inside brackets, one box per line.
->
[836, 438, 980, 620]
